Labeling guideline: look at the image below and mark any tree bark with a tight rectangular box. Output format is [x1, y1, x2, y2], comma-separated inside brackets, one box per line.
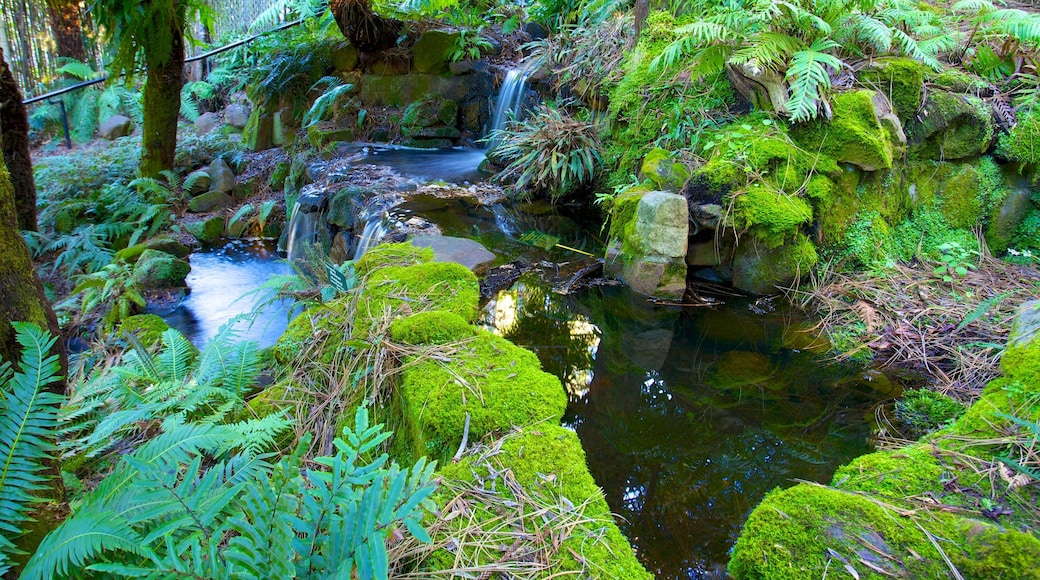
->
[140, 24, 184, 178]
[0, 47, 38, 232]
[45, 0, 86, 62]
[0, 150, 65, 393]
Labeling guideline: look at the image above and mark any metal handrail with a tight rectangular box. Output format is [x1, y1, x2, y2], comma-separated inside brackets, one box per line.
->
[21, 17, 305, 113]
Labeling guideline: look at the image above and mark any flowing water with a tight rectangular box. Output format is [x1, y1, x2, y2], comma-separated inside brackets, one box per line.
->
[487, 68, 530, 149]
[163, 239, 294, 347]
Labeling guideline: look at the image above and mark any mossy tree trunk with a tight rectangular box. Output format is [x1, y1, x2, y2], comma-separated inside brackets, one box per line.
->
[45, 0, 86, 62]
[0, 47, 38, 232]
[140, 22, 184, 178]
[0, 151, 65, 391]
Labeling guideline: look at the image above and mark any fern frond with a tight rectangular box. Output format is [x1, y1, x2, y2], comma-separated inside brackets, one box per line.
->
[730, 32, 802, 71]
[156, 329, 198, 382]
[785, 38, 843, 122]
[650, 22, 734, 71]
[847, 14, 893, 52]
[20, 511, 152, 580]
[0, 323, 64, 574]
[303, 79, 355, 128]
[892, 28, 942, 70]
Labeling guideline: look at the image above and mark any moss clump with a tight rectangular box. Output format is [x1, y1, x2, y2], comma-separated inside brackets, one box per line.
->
[355, 242, 434, 275]
[790, 90, 900, 171]
[389, 310, 476, 345]
[953, 525, 1040, 580]
[132, 249, 190, 288]
[733, 184, 813, 248]
[729, 485, 946, 579]
[891, 205, 979, 261]
[640, 147, 690, 191]
[363, 262, 479, 323]
[832, 446, 946, 499]
[397, 328, 566, 464]
[606, 190, 644, 246]
[434, 425, 653, 579]
[732, 233, 818, 295]
[855, 58, 925, 120]
[839, 210, 893, 267]
[118, 314, 170, 348]
[998, 107, 1040, 165]
[905, 91, 994, 160]
[894, 389, 966, 439]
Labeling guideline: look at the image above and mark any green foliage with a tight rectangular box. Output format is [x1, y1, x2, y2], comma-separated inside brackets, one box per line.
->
[894, 388, 966, 439]
[90, 0, 213, 78]
[59, 325, 284, 462]
[933, 240, 979, 284]
[651, 0, 952, 121]
[449, 27, 493, 62]
[180, 80, 215, 122]
[491, 103, 603, 201]
[954, 0, 1040, 86]
[28, 61, 142, 144]
[302, 77, 356, 128]
[245, 20, 339, 113]
[24, 407, 437, 579]
[61, 260, 146, 332]
[0, 324, 64, 576]
[890, 206, 979, 262]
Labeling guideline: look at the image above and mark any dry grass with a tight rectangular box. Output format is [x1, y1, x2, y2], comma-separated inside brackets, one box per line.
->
[791, 257, 1040, 402]
[388, 431, 601, 579]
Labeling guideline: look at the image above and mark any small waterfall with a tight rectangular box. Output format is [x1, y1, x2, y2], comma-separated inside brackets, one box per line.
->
[353, 216, 387, 262]
[283, 201, 318, 262]
[487, 68, 530, 150]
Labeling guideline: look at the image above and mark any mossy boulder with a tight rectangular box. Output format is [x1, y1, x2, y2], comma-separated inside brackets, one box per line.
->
[392, 312, 567, 464]
[412, 30, 460, 74]
[356, 243, 434, 275]
[905, 91, 995, 160]
[132, 249, 190, 289]
[732, 183, 813, 248]
[604, 190, 688, 299]
[433, 425, 653, 579]
[361, 262, 480, 324]
[855, 58, 925, 120]
[185, 215, 225, 244]
[731, 233, 817, 295]
[331, 41, 359, 71]
[118, 314, 171, 348]
[640, 147, 690, 191]
[790, 90, 905, 171]
[997, 107, 1040, 165]
[188, 190, 234, 213]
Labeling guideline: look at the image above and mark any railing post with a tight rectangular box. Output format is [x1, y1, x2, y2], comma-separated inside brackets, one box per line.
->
[50, 98, 72, 149]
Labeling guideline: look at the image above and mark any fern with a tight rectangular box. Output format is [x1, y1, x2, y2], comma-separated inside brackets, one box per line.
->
[25, 409, 436, 579]
[303, 77, 356, 128]
[785, 38, 844, 122]
[0, 324, 64, 576]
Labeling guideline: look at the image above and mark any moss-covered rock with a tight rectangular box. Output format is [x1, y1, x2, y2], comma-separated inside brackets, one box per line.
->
[790, 90, 904, 171]
[997, 107, 1040, 165]
[188, 190, 234, 213]
[390, 310, 476, 345]
[855, 58, 925, 120]
[185, 215, 225, 244]
[432, 425, 653, 579]
[732, 183, 813, 248]
[412, 31, 460, 74]
[362, 262, 479, 323]
[731, 233, 817, 295]
[640, 147, 690, 191]
[394, 318, 566, 464]
[118, 314, 171, 348]
[905, 91, 995, 160]
[355, 242, 434, 275]
[132, 249, 190, 289]
[331, 41, 359, 71]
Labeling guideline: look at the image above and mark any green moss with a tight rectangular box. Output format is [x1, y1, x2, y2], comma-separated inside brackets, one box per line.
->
[839, 210, 893, 267]
[362, 262, 479, 324]
[930, 69, 994, 95]
[605, 10, 735, 179]
[855, 58, 925, 120]
[954, 525, 1040, 580]
[355, 242, 434, 275]
[891, 205, 979, 261]
[733, 183, 813, 247]
[640, 147, 690, 191]
[607, 190, 643, 246]
[790, 90, 900, 171]
[729, 485, 946, 579]
[832, 446, 946, 499]
[389, 310, 476, 345]
[895, 389, 966, 438]
[397, 329, 567, 464]
[117, 314, 170, 348]
[998, 107, 1040, 165]
[732, 233, 818, 295]
[905, 91, 994, 160]
[434, 425, 653, 579]
[132, 249, 190, 288]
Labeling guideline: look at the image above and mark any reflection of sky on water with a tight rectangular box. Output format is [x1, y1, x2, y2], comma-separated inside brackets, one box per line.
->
[162, 239, 294, 348]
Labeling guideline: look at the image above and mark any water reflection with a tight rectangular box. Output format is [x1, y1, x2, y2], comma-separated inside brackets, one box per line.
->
[488, 274, 886, 578]
[362, 146, 487, 183]
[163, 239, 294, 347]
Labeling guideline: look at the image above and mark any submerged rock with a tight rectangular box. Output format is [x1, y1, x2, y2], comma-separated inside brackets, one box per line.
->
[409, 234, 496, 274]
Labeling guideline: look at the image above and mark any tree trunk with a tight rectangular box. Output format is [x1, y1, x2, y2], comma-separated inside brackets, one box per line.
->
[140, 24, 184, 178]
[0, 47, 38, 232]
[45, 0, 86, 62]
[0, 151, 65, 393]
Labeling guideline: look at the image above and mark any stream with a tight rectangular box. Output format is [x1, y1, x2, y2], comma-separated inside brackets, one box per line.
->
[168, 149, 889, 578]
